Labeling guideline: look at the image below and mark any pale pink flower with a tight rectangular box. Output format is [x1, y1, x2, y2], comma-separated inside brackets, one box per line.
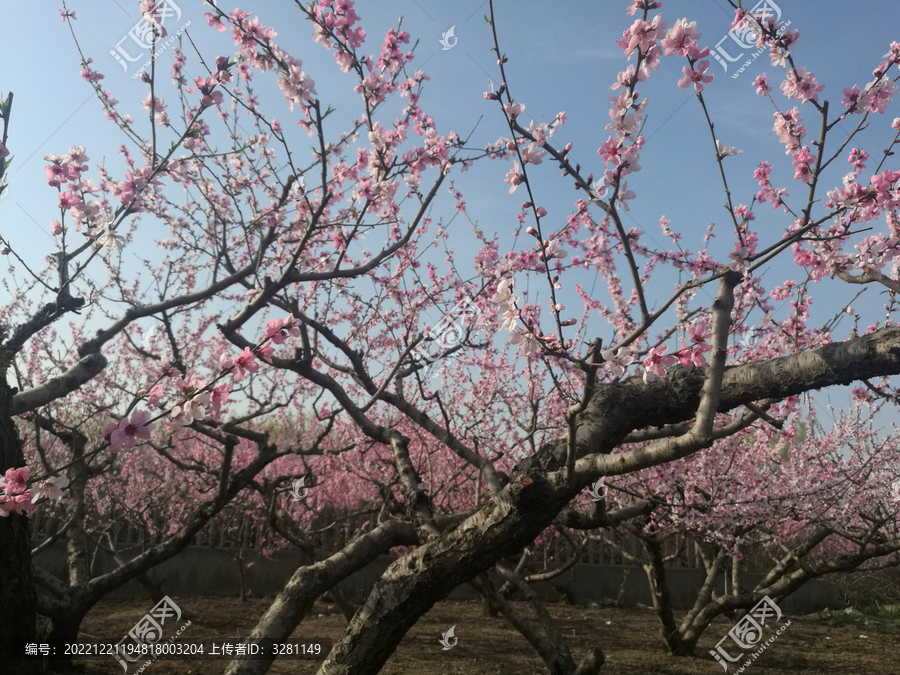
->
[662, 18, 701, 57]
[491, 278, 518, 315]
[780, 67, 824, 104]
[505, 161, 523, 194]
[601, 347, 634, 378]
[31, 476, 70, 503]
[504, 102, 524, 119]
[171, 393, 210, 427]
[544, 238, 568, 260]
[97, 233, 125, 251]
[510, 330, 541, 356]
[715, 140, 742, 158]
[520, 143, 546, 165]
[728, 246, 751, 274]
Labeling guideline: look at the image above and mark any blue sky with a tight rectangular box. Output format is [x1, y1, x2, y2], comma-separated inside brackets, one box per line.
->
[1, 0, 899, 423]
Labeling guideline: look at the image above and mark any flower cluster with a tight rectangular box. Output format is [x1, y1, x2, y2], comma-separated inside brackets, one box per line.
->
[0, 467, 69, 516]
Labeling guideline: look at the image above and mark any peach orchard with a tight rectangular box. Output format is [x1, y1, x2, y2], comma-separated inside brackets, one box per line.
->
[0, 1, 899, 674]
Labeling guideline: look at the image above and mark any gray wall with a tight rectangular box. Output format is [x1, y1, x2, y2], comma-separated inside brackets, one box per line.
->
[33, 542, 839, 613]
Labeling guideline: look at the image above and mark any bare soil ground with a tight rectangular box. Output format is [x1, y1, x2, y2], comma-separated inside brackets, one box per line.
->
[48, 596, 900, 674]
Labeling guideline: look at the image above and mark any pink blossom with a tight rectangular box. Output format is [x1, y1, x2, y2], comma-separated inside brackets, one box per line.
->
[728, 246, 751, 274]
[509, 330, 540, 356]
[504, 102, 524, 119]
[715, 140, 742, 158]
[50, 220, 63, 236]
[257, 343, 276, 363]
[780, 67, 824, 104]
[601, 347, 634, 378]
[662, 18, 701, 57]
[1, 467, 31, 495]
[205, 12, 227, 32]
[1, 492, 36, 516]
[792, 146, 815, 182]
[279, 58, 318, 110]
[210, 383, 231, 415]
[677, 61, 714, 92]
[521, 143, 546, 165]
[643, 345, 677, 383]
[171, 393, 210, 428]
[543, 238, 568, 260]
[221, 347, 260, 381]
[31, 476, 69, 503]
[753, 74, 772, 96]
[505, 161, 524, 194]
[110, 411, 154, 451]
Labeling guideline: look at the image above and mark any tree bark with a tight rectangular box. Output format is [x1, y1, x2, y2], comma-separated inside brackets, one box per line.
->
[225, 520, 417, 675]
[642, 539, 687, 655]
[0, 384, 37, 673]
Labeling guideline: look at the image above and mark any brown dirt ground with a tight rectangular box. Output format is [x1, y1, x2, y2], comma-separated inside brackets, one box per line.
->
[49, 596, 900, 674]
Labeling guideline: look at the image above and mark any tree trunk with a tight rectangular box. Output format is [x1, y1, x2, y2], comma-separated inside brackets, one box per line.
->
[642, 539, 688, 655]
[0, 383, 37, 673]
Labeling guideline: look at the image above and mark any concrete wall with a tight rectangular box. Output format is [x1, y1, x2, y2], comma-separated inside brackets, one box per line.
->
[33, 542, 839, 613]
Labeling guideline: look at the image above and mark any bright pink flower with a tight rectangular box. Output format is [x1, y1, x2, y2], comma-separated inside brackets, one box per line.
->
[677, 61, 714, 92]
[643, 345, 677, 383]
[5, 492, 36, 516]
[221, 347, 260, 381]
[753, 74, 772, 96]
[265, 317, 300, 345]
[1, 467, 31, 495]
